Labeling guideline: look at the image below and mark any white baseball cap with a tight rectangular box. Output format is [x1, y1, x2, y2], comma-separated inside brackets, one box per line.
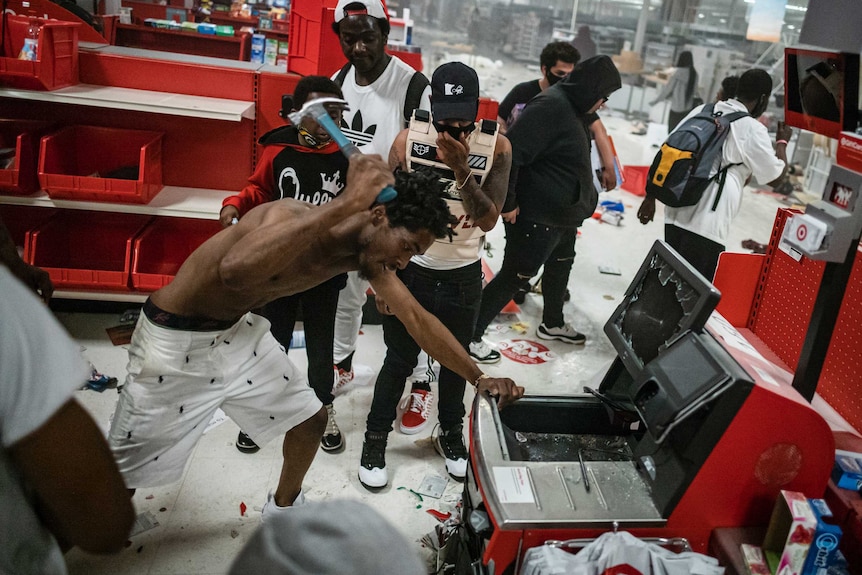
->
[333, 0, 388, 23]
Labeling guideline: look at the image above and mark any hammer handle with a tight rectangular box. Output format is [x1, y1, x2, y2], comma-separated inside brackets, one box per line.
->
[315, 114, 397, 203]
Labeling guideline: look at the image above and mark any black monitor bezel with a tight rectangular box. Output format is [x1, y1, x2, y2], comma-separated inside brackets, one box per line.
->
[603, 240, 721, 377]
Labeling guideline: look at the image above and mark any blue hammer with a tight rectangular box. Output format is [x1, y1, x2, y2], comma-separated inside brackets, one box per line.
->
[287, 97, 397, 203]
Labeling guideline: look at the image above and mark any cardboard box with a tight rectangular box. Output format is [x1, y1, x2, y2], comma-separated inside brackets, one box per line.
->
[740, 544, 771, 575]
[763, 490, 817, 575]
[833, 450, 862, 491]
[611, 50, 643, 74]
[801, 499, 843, 575]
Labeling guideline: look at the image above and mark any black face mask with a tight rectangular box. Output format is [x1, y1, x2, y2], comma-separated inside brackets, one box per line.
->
[546, 70, 565, 86]
[433, 121, 475, 140]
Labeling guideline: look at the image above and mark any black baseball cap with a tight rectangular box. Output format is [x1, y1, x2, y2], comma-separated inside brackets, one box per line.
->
[431, 62, 480, 122]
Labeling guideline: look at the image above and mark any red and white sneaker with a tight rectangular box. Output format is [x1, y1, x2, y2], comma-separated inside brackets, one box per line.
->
[332, 366, 354, 396]
[399, 388, 433, 435]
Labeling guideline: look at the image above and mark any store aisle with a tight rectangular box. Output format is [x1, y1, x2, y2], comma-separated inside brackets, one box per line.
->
[59, 110, 803, 574]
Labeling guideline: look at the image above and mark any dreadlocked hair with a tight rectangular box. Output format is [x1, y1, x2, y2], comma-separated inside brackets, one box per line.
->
[385, 169, 456, 242]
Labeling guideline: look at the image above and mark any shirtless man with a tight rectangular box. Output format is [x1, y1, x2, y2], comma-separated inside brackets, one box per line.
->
[108, 155, 523, 521]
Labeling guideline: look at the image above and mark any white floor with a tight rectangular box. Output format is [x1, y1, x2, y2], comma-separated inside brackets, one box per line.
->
[59, 110, 808, 574]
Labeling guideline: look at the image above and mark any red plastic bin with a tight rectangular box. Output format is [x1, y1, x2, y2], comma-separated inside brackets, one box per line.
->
[38, 125, 164, 204]
[131, 217, 221, 291]
[27, 210, 152, 290]
[0, 204, 58, 260]
[621, 165, 649, 196]
[0, 16, 79, 91]
[287, 0, 343, 76]
[477, 97, 499, 122]
[0, 119, 55, 195]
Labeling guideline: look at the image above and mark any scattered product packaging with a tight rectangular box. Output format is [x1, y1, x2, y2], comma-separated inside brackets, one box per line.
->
[831, 449, 862, 491]
[801, 499, 843, 575]
[740, 543, 770, 575]
[763, 490, 817, 575]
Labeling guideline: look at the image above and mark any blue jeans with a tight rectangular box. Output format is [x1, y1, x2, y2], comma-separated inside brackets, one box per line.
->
[366, 261, 482, 433]
[473, 219, 577, 339]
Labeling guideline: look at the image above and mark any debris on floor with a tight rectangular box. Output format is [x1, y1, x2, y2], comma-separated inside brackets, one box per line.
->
[397, 486, 424, 508]
[105, 323, 135, 346]
[742, 239, 767, 254]
[129, 511, 160, 537]
[426, 508, 452, 522]
[83, 364, 118, 392]
[417, 474, 448, 499]
[630, 120, 648, 135]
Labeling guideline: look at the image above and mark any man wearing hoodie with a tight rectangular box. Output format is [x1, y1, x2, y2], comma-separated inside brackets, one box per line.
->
[469, 55, 622, 356]
[488, 41, 618, 315]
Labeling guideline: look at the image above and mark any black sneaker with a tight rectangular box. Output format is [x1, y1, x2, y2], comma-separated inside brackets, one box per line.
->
[320, 404, 343, 452]
[513, 288, 527, 305]
[434, 425, 468, 481]
[358, 431, 388, 489]
[236, 430, 260, 453]
[537, 322, 586, 344]
[468, 340, 501, 364]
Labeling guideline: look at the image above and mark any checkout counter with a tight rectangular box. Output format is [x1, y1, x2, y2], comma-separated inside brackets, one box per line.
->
[456, 240, 835, 575]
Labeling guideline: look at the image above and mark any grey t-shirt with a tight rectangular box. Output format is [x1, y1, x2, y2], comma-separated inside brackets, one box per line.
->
[0, 267, 88, 575]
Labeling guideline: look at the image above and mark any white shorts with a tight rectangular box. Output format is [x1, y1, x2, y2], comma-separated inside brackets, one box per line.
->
[108, 312, 322, 488]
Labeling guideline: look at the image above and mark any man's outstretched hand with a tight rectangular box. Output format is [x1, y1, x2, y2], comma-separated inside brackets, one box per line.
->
[476, 376, 524, 409]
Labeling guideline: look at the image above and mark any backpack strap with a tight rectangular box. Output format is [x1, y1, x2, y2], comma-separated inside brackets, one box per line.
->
[403, 71, 430, 127]
[336, 64, 427, 128]
[333, 62, 352, 87]
[708, 110, 749, 211]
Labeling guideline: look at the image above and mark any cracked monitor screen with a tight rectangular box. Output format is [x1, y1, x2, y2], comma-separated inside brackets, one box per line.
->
[604, 240, 721, 376]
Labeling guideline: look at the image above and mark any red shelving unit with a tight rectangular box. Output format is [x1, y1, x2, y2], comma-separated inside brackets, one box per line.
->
[114, 24, 252, 61]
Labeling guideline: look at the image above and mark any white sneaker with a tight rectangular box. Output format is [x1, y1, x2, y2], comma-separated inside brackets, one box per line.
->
[399, 388, 433, 434]
[358, 432, 389, 489]
[537, 322, 586, 344]
[433, 425, 468, 481]
[332, 366, 354, 395]
[468, 340, 501, 364]
[260, 489, 306, 523]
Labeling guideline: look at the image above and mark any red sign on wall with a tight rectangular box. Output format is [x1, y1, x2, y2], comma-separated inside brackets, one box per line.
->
[837, 131, 862, 174]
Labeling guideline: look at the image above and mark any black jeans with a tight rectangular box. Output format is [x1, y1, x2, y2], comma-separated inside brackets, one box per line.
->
[664, 224, 724, 281]
[473, 219, 577, 339]
[261, 273, 346, 406]
[366, 261, 482, 434]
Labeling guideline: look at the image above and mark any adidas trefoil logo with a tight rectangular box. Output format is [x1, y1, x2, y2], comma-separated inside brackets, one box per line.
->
[341, 111, 377, 147]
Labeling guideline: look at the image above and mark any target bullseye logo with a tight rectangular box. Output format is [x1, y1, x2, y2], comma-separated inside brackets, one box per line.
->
[796, 224, 808, 241]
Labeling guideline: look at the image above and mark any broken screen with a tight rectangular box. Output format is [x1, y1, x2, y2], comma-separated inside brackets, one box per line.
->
[603, 240, 721, 377]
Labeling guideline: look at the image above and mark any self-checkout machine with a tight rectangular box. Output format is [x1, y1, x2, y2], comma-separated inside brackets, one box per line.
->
[455, 233, 837, 574]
